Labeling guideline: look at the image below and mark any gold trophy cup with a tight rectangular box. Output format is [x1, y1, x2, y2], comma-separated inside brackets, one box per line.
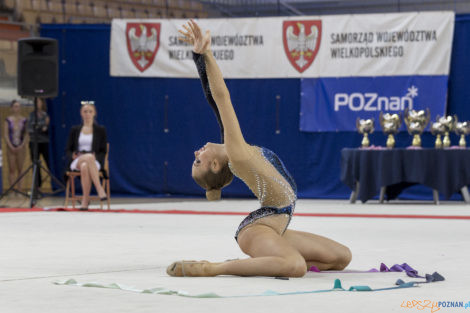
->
[379, 112, 401, 148]
[437, 115, 456, 148]
[404, 108, 430, 147]
[431, 121, 445, 149]
[455, 121, 470, 147]
[356, 118, 374, 148]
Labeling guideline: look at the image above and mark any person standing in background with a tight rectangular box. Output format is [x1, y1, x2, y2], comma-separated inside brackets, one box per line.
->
[3, 100, 28, 191]
[27, 98, 50, 190]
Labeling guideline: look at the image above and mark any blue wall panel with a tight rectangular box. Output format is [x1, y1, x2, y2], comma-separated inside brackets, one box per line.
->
[41, 15, 470, 200]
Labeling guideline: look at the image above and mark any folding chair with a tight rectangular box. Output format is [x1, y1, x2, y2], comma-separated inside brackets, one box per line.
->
[64, 143, 110, 209]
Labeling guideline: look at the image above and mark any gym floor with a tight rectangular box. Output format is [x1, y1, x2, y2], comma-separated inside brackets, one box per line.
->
[1, 198, 469, 313]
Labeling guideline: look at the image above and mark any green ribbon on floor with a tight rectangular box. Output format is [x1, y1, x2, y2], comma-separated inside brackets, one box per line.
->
[53, 278, 417, 298]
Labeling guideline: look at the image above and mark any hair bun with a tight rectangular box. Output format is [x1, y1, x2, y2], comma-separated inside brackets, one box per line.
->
[206, 189, 221, 201]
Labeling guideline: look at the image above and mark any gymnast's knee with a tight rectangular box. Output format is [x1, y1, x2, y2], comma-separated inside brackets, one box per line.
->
[335, 246, 352, 270]
[282, 255, 307, 278]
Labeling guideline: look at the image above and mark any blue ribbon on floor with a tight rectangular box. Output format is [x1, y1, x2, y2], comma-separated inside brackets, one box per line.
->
[395, 271, 445, 286]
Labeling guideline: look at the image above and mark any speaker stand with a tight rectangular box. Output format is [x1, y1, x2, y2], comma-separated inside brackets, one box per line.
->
[0, 98, 65, 208]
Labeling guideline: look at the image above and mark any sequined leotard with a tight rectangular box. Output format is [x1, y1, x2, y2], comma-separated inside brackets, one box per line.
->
[6, 117, 27, 148]
[193, 51, 297, 241]
[229, 146, 297, 240]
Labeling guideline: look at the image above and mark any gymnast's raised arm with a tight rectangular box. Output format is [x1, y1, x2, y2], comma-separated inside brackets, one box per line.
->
[180, 20, 250, 160]
[192, 52, 224, 143]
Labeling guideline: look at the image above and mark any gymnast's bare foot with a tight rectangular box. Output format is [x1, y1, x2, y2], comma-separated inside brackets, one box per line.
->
[166, 260, 213, 277]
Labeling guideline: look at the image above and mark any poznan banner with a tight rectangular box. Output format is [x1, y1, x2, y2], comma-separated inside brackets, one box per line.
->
[297, 11, 454, 131]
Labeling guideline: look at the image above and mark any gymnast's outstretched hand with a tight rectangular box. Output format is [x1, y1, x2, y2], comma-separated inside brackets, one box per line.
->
[179, 20, 211, 54]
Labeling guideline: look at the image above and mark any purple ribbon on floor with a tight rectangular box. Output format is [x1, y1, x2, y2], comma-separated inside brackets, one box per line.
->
[309, 262, 445, 285]
[380, 262, 422, 278]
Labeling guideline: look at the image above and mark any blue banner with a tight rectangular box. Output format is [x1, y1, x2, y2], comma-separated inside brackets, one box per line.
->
[300, 76, 448, 132]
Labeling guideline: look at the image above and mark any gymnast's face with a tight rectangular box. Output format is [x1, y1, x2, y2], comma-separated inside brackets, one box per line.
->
[192, 143, 217, 178]
[11, 101, 21, 114]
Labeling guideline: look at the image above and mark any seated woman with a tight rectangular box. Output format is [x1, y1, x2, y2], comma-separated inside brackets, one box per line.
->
[65, 101, 107, 210]
[166, 20, 351, 278]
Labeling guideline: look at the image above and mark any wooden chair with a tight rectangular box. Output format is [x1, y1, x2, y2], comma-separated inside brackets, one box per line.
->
[64, 143, 110, 209]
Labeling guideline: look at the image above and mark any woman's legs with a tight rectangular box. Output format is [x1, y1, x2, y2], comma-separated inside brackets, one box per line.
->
[7, 148, 25, 190]
[7, 148, 17, 188]
[168, 223, 307, 277]
[79, 154, 106, 198]
[39, 143, 50, 169]
[214, 224, 307, 277]
[211, 229, 351, 276]
[77, 161, 91, 207]
[76, 154, 106, 207]
[15, 146, 26, 190]
[29, 141, 42, 187]
[282, 229, 352, 271]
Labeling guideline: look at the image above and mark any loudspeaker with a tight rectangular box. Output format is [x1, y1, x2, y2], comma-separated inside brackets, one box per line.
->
[17, 37, 58, 98]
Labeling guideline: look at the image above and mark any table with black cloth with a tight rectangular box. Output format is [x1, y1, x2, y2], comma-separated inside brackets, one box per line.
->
[341, 148, 470, 203]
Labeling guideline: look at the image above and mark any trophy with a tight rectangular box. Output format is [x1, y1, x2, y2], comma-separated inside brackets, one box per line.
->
[455, 121, 470, 147]
[437, 115, 456, 148]
[404, 108, 430, 147]
[379, 112, 401, 148]
[356, 118, 374, 148]
[430, 121, 445, 148]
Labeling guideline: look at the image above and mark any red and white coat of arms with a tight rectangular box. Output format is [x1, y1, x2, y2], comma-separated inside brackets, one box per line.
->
[283, 20, 322, 73]
[126, 23, 161, 72]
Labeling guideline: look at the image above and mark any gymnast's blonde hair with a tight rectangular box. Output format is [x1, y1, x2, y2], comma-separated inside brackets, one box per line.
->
[193, 162, 233, 201]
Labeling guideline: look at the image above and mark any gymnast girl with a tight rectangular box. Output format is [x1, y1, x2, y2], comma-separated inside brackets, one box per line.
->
[167, 20, 351, 277]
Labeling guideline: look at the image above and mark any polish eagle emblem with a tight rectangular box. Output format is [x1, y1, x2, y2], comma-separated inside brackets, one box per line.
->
[126, 23, 160, 72]
[283, 20, 322, 73]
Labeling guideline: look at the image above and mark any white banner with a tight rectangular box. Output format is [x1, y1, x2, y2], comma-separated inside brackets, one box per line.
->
[110, 12, 454, 78]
